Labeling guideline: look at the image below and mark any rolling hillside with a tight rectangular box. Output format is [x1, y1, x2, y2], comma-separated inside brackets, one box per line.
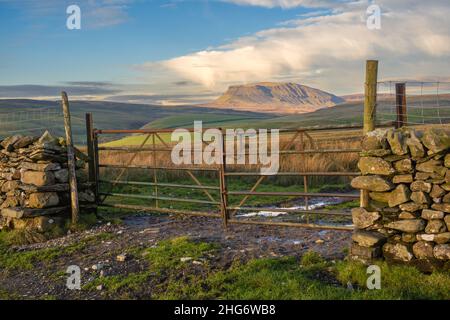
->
[0, 99, 271, 144]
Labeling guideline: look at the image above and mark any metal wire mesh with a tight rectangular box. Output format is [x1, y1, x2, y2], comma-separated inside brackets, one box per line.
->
[0, 108, 64, 138]
[376, 81, 450, 126]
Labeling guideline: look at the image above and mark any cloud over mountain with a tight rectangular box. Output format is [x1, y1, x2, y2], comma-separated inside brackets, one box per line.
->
[146, 0, 450, 95]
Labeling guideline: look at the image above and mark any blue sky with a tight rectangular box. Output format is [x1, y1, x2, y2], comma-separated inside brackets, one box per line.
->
[0, 1, 310, 85]
[0, 0, 449, 104]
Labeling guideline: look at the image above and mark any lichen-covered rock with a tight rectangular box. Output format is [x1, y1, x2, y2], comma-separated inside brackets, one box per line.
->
[435, 232, 450, 244]
[416, 233, 435, 242]
[54, 169, 69, 183]
[28, 192, 59, 209]
[393, 158, 413, 173]
[412, 241, 434, 259]
[416, 160, 445, 177]
[10, 216, 59, 232]
[362, 129, 389, 151]
[425, 220, 447, 234]
[358, 157, 395, 176]
[421, 128, 450, 155]
[369, 192, 390, 203]
[79, 190, 95, 203]
[392, 174, 413, 184]
[445, 154, 450, 168]
[410, 181, 432, 193]
[402, 233, 417, 243]
[415, 172, 431, 180]
[351, 207, 381, 229]
[430, 184, 446, 199]
[406, 130, 425, 158]
[443, 193, 450, 203]
[410, 191, 430, 205]
[383, 242, 414, 262]
[352, 230, 386, 247]
[399, 211, 418, 219]
[387, 130, 408, 155]
[399, 202, 427, 212]
[21, 171, 55, 187]
[19, 162, 61, 172]
[386, 219, 426, 233]
[388, 184, 410, 207]
[431, 203, 450, 213]
[350, 243, 382, 260]
[433, 244, 450, 260]
[1, 181, 20, 193]
[421, 209, 444, 220]
[351, 175, 394, 192]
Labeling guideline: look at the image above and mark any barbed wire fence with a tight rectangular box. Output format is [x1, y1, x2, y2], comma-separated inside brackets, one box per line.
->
[376, 81, 450, 126]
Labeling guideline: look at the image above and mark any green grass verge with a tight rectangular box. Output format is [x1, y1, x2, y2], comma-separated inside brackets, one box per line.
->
[84, 237, 450, 300]
[0, 231, 115, 271]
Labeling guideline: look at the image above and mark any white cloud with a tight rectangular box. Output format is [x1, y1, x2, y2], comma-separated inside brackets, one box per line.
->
[142, 0, 450, 94]
[222, 0, 334, 9]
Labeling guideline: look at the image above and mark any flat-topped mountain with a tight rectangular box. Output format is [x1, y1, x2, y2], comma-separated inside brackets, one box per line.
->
[204, 82, 344, 114]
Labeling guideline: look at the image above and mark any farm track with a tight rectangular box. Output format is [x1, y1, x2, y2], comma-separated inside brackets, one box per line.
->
[0, 214, 351, 299]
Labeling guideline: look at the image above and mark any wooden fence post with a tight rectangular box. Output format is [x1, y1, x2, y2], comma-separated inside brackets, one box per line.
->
[219, 129, 229, 228]
[86, 113, 95, 183]
[93, 131, 100, 205]
[61, 92, 80, 224]
[361, 60, 378, 208]
[395, 83, 407, 128]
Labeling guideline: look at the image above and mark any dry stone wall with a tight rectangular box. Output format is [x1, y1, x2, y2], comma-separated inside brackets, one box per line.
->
[351, 127, 450, 271]
[0, 131, 95, 232]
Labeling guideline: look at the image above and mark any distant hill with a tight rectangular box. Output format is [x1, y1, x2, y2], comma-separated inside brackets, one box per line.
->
[204, 82, 344, 114]
[0, 99, 270, 145]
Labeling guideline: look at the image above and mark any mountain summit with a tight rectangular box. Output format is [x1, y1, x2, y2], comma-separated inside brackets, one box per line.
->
[205, 82, 344, 114]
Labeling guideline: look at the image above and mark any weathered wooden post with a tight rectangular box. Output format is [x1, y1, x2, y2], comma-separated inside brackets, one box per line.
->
[219, 128, 229, 228]
[62, 92, 80, 224]
[395, 83, 407, 128]
[86, 113, 95, 183]
[361, 60, 378, 208]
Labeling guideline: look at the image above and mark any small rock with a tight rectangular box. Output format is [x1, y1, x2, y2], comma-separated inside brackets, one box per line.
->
[357, 157, 395, 176]
[410, 191, 430, 205]
[386, 219, 426, 233]
[412, 241, 434, 259]
[96, 285, 103, 291]
[180, 257, 193, 262]
[410, 181, 432, 193]
[351, 207, 381, 229]
[388, 184, 411, 207]
[383, 242, 414, 262]
[116, 254, 128, 262]
[421, 209, 444, 220]
[351, 175, 394, 192]
[425, 220, 447, 234]
[433, 244, 450, 260]
[92, 263, 103, 271]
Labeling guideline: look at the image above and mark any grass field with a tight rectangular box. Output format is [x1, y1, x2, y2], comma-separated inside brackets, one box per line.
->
[2, 94, 450, 146]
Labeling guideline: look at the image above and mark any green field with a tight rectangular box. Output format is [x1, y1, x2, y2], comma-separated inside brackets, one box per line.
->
[1, 94, 449, 146]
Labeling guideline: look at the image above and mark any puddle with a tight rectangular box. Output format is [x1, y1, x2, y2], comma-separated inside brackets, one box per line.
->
[235, 196, 353, 218]
[235, 195, 355, 227]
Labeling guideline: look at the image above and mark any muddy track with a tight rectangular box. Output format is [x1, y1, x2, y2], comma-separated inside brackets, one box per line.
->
[0, 214, 351, 299]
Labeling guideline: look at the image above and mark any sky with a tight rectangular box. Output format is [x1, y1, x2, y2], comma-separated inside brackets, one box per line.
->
[0, 0, 449, 104]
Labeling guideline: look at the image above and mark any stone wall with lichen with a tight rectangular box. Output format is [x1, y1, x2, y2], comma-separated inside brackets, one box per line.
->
[0, 131, 95, 233]
[350, 127, 450, 271]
